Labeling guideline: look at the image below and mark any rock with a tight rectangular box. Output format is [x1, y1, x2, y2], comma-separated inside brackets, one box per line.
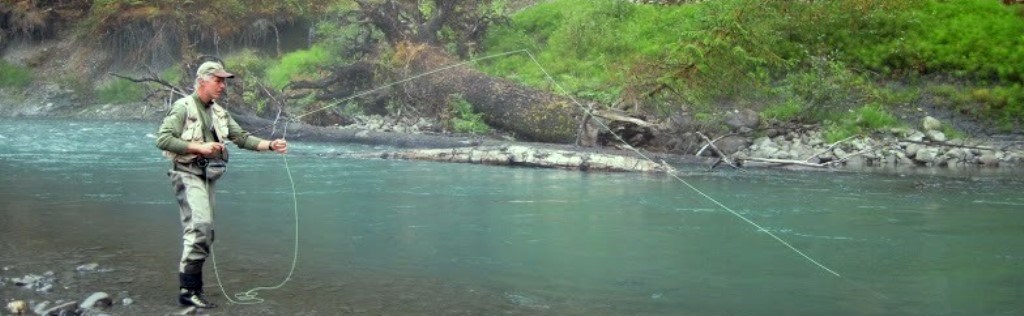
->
[915, 147, 940, 164]
[926, 130, 946, 142]
[121, 297, 134, 306]
[906, 130, 925, 142]
[33, 301, 51, 315]
[979, 153, 1000, 166]
[81, 292, 113, 309]
[922, 116, 942, 131]
[752, 136, 773, 149]
[7, 300, 28, 314]
[834, 147, 847, 158]
[12, 272, 56, 292]
[1007, 151, 1024, 164]
[905, 143, 921, 158]
[944, 148, 966, 161]
[724, 109, 759, 131]
[76, 263, 100, 272]
[715, 136, 750, 155]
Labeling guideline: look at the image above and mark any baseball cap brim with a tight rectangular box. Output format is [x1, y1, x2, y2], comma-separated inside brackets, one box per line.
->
[212, 69, 235, 78]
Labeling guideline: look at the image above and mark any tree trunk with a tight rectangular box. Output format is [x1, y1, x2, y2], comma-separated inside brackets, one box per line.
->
[396, 42, 584, 144]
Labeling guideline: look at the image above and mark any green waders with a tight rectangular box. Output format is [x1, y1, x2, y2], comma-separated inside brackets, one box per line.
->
[169, 158, 226, 308]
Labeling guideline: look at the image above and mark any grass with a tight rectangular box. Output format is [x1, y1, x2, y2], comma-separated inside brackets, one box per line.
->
[96, 78, 144, 104]
[0, 61, 32, 89]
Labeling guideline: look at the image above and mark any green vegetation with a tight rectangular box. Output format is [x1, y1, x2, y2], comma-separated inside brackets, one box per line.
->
[449, 94, 491, 134]
[823, 103, 901, 143]
[0, 61, 32, 89]
[96, 78, 144, 104]
[265, 45, 333, 90]
[481, 0, 1024, 135]
[7, 0, 1023, 138]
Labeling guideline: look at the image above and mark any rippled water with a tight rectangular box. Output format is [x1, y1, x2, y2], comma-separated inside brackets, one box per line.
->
[1, 118, 1022, 315]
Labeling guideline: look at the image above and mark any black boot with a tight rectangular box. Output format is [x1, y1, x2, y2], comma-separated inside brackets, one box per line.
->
[178, 273, 217, 308]
[179, 287, 218, 308]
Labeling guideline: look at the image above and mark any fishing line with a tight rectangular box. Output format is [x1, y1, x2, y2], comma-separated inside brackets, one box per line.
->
[207, 50, 532, 304]
[209, 120, 300, 305]
[522, 51, 890, 300]
[516, 50, 845, 277]
[210, 48, 882, 304]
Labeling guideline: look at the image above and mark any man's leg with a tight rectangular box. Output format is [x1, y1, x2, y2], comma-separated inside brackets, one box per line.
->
[170, 170, 217, 308]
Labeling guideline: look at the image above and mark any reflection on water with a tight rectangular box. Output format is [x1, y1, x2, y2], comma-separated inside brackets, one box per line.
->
[1, 118, 1022, 315]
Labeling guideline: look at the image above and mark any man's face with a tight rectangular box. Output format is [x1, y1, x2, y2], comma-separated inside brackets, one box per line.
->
[198, 76, 227, 102]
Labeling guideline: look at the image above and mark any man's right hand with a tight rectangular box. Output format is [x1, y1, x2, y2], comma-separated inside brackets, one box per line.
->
[188, 142, 224, 156]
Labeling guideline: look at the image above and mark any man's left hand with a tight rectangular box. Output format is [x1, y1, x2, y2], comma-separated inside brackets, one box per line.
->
[269, 139, 288, 154]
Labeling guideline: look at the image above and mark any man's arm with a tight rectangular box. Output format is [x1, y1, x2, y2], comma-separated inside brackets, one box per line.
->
[224, 113, 265, 151]
[155, 104, 190, 154]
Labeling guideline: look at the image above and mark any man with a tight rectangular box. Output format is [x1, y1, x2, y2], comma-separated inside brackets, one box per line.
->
[156, 61, 287, 308]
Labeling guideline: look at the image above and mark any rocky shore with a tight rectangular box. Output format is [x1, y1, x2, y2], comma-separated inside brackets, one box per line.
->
[730, 116, 1024, 170]
[2, 84, 1022, 174]
[2, 263, 132, 316]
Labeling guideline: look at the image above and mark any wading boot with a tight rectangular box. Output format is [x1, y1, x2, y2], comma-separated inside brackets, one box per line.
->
[179, 287, 217, 308]
[178, 272, 217, 308]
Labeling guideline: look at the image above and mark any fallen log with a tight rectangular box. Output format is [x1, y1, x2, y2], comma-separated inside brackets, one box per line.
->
[380, 144, 670, 173]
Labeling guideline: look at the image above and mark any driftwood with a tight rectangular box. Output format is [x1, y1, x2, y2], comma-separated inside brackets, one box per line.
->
[696, 132, 738, 169]
[380, 144, 670, 173]
[591, 108, 658, 128]
[109, 67, 188, 100]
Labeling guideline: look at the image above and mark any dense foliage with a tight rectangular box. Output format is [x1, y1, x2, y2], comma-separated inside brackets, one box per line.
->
[480, 0, 1024, 139]
[5, 0, 1023, 140]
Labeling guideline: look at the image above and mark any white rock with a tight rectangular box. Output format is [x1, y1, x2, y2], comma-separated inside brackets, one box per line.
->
[81, 292, 112, 309]
[922, 116, 942, 131]
[915, 148, 940, 163]
[926, 130, 946, 142]
[906, 130, 925, 142]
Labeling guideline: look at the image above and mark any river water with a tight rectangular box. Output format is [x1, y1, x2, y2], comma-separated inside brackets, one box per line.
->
[0, 118, 1021, 315]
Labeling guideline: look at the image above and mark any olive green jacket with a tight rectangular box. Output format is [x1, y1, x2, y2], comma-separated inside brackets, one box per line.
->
[155, 94, 263, 162]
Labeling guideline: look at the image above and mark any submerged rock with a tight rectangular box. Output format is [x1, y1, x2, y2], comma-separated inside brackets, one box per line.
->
[81, 292, 112, 309]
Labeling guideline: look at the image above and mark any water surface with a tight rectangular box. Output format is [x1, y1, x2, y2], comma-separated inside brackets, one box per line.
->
[0, 118, 1021, 315]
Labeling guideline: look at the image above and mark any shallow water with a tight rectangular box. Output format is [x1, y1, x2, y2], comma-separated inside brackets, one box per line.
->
[1, 118, 1022, 315]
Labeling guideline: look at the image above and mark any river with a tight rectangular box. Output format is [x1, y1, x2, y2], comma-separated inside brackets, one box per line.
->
[0, 118, 1021, 315]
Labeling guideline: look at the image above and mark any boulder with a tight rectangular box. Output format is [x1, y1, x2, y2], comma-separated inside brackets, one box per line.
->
[914, 147, 940, 164]
[926, 130, 947, 142]
[906, 130, 926, 142]
[979, 153, 1000, 166]
[922, 116, 942, 131]
[724, 109, 759, 131]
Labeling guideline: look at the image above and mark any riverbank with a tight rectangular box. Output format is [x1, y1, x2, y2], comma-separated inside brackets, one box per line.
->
[1, 83, 1022, 174]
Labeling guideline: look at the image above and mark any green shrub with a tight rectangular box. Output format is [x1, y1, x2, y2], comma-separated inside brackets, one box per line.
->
[0, 61, 32, 88]
[96, 78, 144, 104]
[777, 58, 874, 123]
[449, 94, 491, 134]
[481, 0, 701, 106]
[761, 99, 803, 122]
[853, 0, 1024, 81]
[823, 103, 900, 143]
[265, 44, 333, 90]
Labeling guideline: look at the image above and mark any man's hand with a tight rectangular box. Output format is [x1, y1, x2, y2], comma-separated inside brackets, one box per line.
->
[268, 139, 288, 154]
[188, 142, 224, 156]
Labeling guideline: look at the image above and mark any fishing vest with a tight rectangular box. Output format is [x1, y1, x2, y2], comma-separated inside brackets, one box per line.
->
[163, 96, 231, 163]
